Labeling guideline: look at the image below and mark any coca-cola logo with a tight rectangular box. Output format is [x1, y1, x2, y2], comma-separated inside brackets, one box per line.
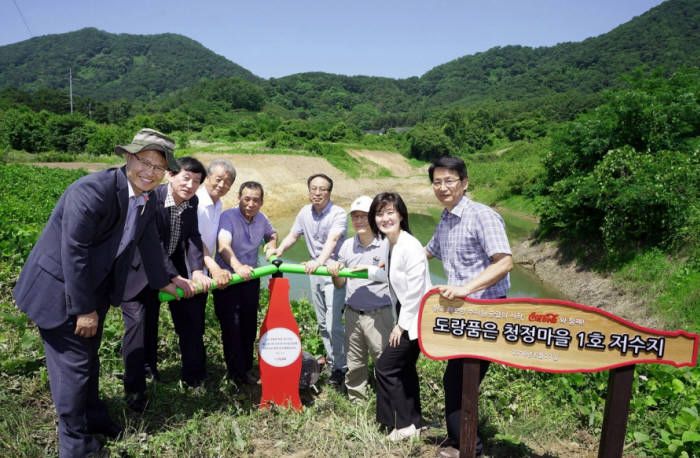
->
[529, 312, 558, 323]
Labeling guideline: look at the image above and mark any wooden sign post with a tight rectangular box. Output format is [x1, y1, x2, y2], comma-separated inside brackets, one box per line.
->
[418, 291, 699, 457]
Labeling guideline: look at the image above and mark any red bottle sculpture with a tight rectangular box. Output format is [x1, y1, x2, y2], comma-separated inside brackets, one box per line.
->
[258, 277, 302, 410]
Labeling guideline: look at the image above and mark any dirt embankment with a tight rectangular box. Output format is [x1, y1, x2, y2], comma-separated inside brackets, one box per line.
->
[31, 149, 657, 327]
[512, 239, 664, 329]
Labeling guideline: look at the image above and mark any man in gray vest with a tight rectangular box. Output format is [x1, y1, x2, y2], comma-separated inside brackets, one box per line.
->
[327, 195, 392, 399]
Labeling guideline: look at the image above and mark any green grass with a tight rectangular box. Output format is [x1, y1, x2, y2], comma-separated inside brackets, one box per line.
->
[3, 293, 696, 456]
[466, 139, 546, 206]
[1, 150, 122, 164]
[616, 248, 700, 335]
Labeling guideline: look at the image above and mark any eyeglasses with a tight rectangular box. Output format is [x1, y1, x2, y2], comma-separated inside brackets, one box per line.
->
[309, 186, 330, 194]
[133, 154, 167, 173]
[432, 178, 462, 188]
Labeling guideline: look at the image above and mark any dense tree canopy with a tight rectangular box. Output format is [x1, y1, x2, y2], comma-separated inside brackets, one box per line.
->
[537, 67, 700, 261]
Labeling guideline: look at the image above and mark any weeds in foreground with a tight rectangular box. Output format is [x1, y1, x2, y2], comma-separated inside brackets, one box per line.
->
[2, 293, 698, 456]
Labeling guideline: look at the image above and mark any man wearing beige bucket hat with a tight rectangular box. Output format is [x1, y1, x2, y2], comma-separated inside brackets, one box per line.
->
[13, 128, 180, 457]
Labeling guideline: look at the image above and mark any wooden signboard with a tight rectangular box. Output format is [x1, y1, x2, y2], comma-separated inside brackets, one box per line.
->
[418, 290, 699, 457]
[418, 292, 698, 372]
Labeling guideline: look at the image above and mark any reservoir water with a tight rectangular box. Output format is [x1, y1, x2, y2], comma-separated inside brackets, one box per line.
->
[253, 210, 567, 302]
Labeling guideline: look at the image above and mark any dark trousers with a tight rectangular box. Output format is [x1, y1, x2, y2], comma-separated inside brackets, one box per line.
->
[375, 330, 422, 429]
[40, 307, 112, 458]
[121, 288, 159, 394]
[444, 358, 490, 446]
[443, 294, 504, 446]
[168, 293, 208, 386]
[212, 279, 260, 379]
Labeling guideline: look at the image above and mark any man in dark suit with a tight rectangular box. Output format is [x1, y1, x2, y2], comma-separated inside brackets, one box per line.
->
[13, 128, 181, 457]
[122, 157, 212, 408]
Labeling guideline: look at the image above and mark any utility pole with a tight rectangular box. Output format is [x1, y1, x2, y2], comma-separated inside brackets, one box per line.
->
[69, 68, 74, 114]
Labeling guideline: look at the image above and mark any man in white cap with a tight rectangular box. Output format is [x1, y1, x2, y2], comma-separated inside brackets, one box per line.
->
[327, 195, 392, 400]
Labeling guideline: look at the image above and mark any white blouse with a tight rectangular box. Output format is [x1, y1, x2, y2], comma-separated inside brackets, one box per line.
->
[368, 230, 432, 340]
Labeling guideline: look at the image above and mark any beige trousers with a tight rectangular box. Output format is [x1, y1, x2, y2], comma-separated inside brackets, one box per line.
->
[344, 305, 394, 401]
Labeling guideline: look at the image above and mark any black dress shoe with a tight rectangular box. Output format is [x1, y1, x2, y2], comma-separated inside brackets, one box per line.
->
[144, 366, 160, 381]
[88, 421, 123, 439]
[86, 445, 111, 457]
[328, 369, 345, 385]
[125, 391, 147, 413]
[232, 372, 258, 385]
[100, 422, 123, 439]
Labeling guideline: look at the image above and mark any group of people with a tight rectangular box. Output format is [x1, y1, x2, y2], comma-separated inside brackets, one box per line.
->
[14, 127, 513, 458]
[324, 157, 512, 457]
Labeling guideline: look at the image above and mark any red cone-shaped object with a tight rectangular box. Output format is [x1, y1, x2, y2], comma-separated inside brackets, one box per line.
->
[258, 277, 302, 410]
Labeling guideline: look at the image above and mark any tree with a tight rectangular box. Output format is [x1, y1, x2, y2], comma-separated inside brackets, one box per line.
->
[406, 124, 453, 161]
[0, 108, 49, 152]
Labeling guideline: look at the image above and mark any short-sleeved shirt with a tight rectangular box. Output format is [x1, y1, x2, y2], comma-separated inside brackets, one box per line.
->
[216, 207, 276, 271]
[426, 195, 511, 299]
[291, 201, 347, 260]
[195, 187, 223, 257]
[337, 235, 392, 311]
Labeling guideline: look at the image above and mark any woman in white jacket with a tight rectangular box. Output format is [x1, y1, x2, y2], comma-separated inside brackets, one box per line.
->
[366, 192, 432, 441]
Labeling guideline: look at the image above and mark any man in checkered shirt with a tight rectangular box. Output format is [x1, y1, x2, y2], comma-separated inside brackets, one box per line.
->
[425, 156, 513, 458]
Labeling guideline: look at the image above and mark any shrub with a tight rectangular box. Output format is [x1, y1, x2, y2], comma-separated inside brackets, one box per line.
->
[537, 68, 700, 261]
[84, 125, 130, 156]
[594, 147, 699, 255]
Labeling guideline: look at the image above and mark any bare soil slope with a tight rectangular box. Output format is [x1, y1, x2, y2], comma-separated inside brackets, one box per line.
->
[194, 151, 435, 218]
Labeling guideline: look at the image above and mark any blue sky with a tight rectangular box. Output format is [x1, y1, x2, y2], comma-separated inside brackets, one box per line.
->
[1, 0, 665, 79]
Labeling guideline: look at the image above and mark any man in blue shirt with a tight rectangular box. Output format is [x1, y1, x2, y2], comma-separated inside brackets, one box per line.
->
[215, 181, 277, 384]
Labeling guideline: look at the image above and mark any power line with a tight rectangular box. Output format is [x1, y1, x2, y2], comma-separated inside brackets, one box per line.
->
[12, 0, 33, 38]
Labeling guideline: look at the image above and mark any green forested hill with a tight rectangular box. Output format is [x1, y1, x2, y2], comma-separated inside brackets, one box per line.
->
[0, 27, 259, 100]
[0, 0, 697, 127]
[418, 0, 699, 107]
[265, 0, 699, 124]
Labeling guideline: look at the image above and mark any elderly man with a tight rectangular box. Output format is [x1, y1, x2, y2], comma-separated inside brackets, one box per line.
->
[268, 173, 348, 385]
[327, 195, 392, 400]
[196, 159, 236, 289]
[146, 157, 213, 391]
[214, 181, 277, 384]
[14, 128, 179, 457]
[121, 156, 213, 412]
[425, 156, 513, 458]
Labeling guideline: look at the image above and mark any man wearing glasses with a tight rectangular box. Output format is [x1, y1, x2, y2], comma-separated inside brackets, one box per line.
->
[121, 156, 213, 412]
[268, 173, 348, 386]
[13, 128, 180, 457]
[425, 156, 513, 457]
